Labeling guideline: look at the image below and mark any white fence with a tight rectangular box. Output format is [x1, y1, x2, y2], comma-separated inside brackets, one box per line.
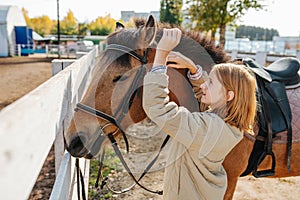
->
[9, 43, 97, 58]
[0, 47, 100, 199]
[229, 50, 300, 65]
[225, 40, 300, 56]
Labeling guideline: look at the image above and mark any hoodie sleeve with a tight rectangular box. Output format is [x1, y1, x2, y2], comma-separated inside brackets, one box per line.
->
[143, 71, 207, 147]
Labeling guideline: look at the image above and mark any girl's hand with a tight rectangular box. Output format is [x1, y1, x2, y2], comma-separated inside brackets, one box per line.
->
[167, 51, 198, 74]
[157, 28, 182, 52]
[153, 28, 182, 67]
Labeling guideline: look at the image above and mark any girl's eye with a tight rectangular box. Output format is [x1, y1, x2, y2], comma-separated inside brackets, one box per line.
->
[113, 75, 128, 82]
[207, 78, 212, 85]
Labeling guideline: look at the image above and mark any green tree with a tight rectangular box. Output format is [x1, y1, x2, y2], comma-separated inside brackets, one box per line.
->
[22, 8, 31, 26]
[186, 0, 265, 47]
[60, 10, 78, 35]
[22, 8, 54, 36]
[30, 16, 54, 36]
[78, 22, 89, 36]
[160, 0, 183, 26]
[236, 25, 279, 41]
[88, 15, 116, 35]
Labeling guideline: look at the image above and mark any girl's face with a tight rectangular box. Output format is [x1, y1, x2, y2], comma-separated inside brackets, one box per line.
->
[200, 70, 227, 109]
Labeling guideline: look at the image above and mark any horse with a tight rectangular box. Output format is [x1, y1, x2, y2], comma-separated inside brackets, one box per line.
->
[65, 15, 300, 199]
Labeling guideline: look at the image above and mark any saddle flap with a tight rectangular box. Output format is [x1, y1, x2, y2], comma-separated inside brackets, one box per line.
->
[263, 81, 292, 134]
[243, 58, 272, 82]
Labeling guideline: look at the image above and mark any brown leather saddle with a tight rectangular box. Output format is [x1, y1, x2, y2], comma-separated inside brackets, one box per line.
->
[240, 57, 300, 178]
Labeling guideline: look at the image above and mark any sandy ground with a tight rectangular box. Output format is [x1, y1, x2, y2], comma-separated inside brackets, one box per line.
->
[91, 121, 300, 200]
[1, 55, 300, 200]
[0, 55, 53, 110]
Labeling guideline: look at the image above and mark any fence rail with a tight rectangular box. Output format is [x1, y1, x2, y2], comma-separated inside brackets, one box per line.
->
[0, 46, 99, 200]
[229, 50, 300, 65]
[225, 40, 300, 56]
[9, 43, 98, 58]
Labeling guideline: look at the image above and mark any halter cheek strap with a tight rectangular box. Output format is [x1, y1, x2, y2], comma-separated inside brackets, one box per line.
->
[105, 44, 148, 64]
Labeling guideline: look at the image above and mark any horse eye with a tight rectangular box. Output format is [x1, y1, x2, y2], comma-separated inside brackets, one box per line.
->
[113, 75, 128, 82]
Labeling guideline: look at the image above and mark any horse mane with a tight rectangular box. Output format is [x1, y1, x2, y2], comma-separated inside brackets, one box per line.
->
[95, 17, 229, 77]
[134, 18, 230, 64]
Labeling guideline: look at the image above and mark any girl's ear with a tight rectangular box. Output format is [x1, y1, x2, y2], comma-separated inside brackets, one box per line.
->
[227, 90, 234, 102]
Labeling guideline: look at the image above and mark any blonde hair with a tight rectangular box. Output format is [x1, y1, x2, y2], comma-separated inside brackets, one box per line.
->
[211, 63, 257, 133]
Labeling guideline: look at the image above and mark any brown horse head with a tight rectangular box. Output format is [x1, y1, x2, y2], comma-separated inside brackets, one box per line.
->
[65, 15, 229, 158]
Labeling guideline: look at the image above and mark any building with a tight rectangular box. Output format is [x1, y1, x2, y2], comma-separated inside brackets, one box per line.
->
[121, 11, 160, 22]
[0, 5, 26, 57]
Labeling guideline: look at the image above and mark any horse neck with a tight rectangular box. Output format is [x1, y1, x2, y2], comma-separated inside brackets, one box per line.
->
[167, 68, 199, 112]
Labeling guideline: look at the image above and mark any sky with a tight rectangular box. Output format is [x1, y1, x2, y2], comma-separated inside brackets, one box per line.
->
[1, 0, 299, 37]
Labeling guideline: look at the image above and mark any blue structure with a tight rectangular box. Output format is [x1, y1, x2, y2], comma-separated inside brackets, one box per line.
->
[14, 26, 34, 55]
[0, 5, 26, 57]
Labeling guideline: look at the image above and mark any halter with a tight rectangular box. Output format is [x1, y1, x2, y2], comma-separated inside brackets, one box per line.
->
[75, 44, 148, 151]
[74, 44, 165, 195]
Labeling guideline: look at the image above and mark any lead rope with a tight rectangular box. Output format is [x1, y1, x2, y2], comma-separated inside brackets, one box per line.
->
[95, 147, 106, 188]
[63, 129, 87, 200]
[107, 133, 164, 195]
[75, 158, 87, 200]
[97, 134, 169, 194]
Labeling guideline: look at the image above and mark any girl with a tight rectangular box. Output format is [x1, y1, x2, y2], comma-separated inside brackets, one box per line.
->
[142, 28, 257, 199]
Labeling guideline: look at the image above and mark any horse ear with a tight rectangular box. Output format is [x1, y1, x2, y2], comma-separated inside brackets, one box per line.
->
[142, 15, 157, 46]
[145, 15, 156, 28]
[115, 22, 125, 31]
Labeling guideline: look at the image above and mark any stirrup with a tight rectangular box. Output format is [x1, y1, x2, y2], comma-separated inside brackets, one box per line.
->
[252, 151, 276, 178]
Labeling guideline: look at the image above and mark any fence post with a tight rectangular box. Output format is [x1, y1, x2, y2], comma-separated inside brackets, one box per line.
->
[52, 59, 76, 76]
[46, 45, 49, 57]
[51, 59, 75, 175]
[296, 50, 300, 60]
[255, 51, 267, 65]
[99, 41, 106, 51]
[76, 52, 88, 59]
[17, 44, 21, 57]
[230, 50, 238, 59]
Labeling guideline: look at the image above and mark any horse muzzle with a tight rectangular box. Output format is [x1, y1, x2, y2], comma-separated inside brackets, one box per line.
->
[66, 131, 106, 159]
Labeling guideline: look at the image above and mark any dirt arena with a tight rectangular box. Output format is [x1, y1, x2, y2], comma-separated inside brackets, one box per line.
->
[0, 55, 300, 200]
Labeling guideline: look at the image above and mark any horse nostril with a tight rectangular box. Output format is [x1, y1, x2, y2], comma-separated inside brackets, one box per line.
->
[67, 132, 89, 158]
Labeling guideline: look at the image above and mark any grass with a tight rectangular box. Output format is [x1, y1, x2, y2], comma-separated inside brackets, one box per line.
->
[88, 147, 124, 199]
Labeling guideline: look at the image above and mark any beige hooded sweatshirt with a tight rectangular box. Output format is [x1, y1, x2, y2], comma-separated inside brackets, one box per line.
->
[142, 71, 243, 200]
